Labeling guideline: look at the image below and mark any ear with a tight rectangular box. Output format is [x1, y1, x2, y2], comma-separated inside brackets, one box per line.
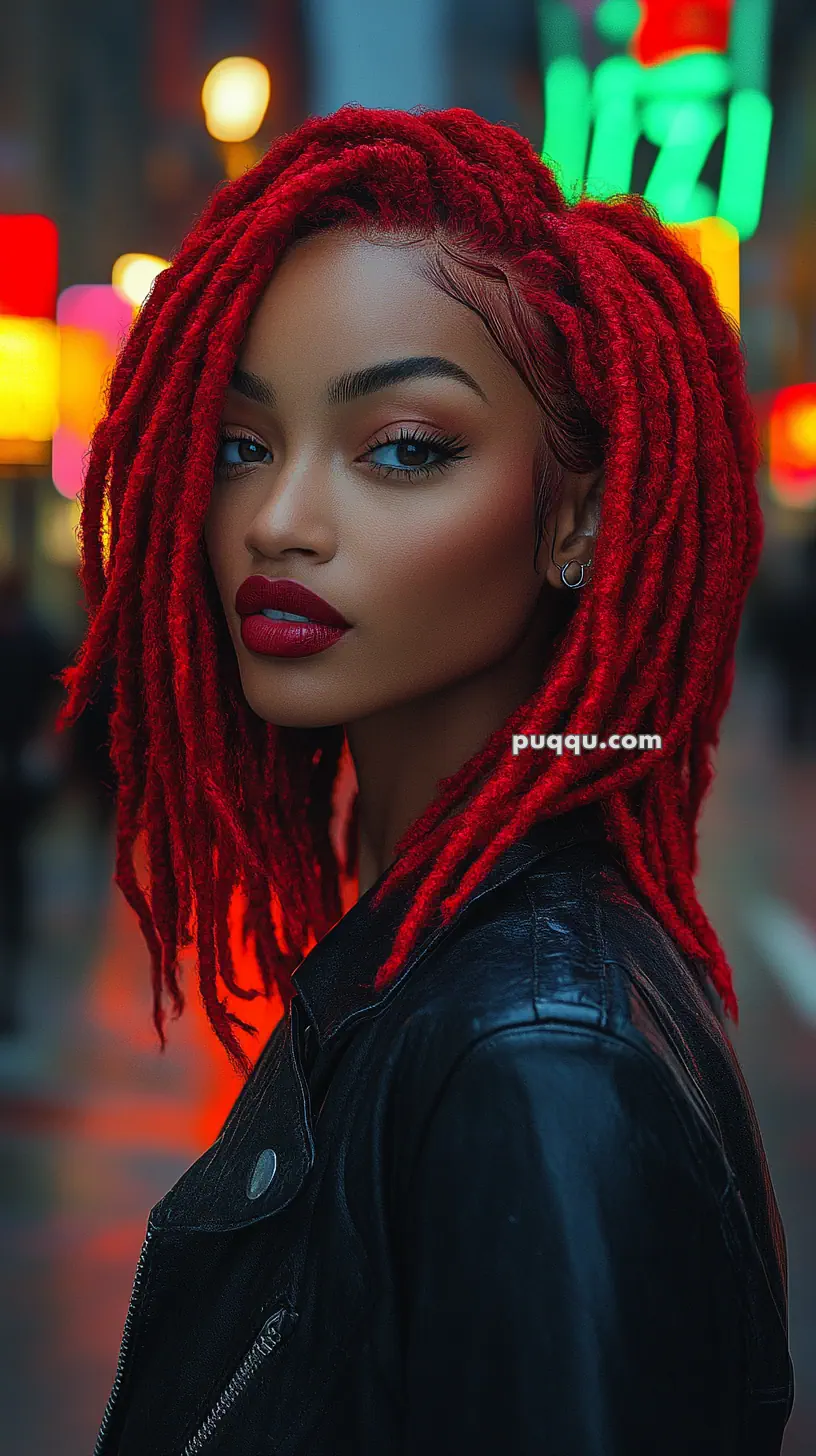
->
[542, 465, 604, 591]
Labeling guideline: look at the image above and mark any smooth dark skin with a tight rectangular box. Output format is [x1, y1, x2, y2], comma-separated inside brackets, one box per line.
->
[203, 229, 603, 895]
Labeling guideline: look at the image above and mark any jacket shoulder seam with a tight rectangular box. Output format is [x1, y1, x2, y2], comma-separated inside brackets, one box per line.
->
[404, 1019, 727, 1210]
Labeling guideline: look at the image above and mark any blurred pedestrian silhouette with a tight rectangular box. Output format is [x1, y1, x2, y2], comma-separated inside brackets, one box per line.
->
[0, 563, 67, 1035]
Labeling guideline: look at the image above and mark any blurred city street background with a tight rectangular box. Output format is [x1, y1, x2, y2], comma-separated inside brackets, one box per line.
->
[0, 0, 815, 1451]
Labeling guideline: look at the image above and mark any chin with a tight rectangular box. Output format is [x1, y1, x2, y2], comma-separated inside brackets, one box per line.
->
[243, 688, 348, 731]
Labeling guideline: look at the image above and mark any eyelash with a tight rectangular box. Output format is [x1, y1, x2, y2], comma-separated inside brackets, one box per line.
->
[214, 426, 470, 482]
[364, 425, 469, 480]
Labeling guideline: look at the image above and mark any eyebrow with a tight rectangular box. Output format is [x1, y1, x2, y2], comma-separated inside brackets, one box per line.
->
[227, 355, 489, 409]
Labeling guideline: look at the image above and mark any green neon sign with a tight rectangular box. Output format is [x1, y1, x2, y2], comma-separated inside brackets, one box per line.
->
[538, 0, 774, 240]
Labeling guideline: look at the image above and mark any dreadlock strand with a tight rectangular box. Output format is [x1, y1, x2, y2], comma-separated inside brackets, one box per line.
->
[304, 726, 347, 926]
[212, 837, 263, 1004]
[143, 774, 187, 1024]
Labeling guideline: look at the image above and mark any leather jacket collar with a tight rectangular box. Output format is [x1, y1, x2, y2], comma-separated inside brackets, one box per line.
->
[291, 800, 612, 1049]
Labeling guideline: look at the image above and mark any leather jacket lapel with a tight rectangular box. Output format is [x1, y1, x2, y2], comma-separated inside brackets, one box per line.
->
[149, 1000, 314, 1233]
[149, 802, 609, 1236]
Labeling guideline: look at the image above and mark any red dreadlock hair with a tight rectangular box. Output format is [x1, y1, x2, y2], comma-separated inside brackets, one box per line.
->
[55, 104, 763, 1079]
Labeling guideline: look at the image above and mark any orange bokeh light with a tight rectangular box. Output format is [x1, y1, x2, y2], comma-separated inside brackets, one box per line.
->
[769, 383, 816, 507]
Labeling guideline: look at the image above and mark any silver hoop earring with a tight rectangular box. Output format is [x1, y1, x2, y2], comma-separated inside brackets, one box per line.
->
[560, 559, 591, 589]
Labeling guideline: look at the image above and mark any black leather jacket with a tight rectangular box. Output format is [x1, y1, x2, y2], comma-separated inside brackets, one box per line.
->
[94, 803, 794, 1455]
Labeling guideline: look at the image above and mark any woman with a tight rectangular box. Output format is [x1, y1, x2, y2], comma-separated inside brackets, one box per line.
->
[57, 105, 794, 1454]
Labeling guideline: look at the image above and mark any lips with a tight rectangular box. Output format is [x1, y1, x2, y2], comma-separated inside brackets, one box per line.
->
[234, 576, 350, 627]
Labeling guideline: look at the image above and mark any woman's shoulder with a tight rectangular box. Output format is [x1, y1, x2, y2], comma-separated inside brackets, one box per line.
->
[399, 836, 724, 1091]
[388, 837, 764, 1232]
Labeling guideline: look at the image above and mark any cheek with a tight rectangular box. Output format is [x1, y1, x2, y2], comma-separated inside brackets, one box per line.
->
[203, 496, 239, 596]
[202, 502, 220, 572]
[362, 465, 539, 658]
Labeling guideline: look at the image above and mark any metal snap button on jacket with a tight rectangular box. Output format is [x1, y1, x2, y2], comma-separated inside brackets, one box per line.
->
[247, 1148, 278, 1199]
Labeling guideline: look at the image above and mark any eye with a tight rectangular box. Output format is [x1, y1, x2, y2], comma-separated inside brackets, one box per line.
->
[213, 426, 470, 482]
[361, 426, 469, 481]
[215, 431, 272, 477]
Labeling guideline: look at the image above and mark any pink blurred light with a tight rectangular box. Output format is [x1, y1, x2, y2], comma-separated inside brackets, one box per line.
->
[53, 284, 135, 500]
[56, 284, 134, 353]
[52, 423, 90, 501]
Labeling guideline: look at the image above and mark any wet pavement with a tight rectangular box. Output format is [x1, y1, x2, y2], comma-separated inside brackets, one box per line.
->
[0, 658, 813, 1453]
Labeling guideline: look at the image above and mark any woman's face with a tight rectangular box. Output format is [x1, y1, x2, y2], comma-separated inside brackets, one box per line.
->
[203, 228, 558, 729]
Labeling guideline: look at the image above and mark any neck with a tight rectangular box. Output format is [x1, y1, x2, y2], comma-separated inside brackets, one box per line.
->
[347, 604, 556, 896]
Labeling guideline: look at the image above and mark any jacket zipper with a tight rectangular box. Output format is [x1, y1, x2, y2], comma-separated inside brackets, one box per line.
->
[93, 1223, 156, 1456]
[179, 1306, 298, 1456]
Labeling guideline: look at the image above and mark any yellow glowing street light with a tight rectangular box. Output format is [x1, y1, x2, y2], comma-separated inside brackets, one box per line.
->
[201, 57, 271, 143]
[0, 317, 60, 450]
[112, 253, 170, 311]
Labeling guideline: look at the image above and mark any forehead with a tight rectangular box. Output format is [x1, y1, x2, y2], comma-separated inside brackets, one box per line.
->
[239, 229, 503, 378]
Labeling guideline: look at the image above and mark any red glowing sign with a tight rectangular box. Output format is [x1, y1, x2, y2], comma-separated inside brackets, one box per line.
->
[631, 0, 734, 67]
[0, 214, 59, 319]
[769, 383, 816, 507]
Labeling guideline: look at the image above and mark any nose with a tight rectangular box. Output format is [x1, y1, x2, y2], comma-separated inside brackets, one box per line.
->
[243, 460, 337, 563]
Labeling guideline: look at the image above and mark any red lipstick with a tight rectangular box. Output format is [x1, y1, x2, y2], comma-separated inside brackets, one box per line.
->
[234, 576, 350, 658]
